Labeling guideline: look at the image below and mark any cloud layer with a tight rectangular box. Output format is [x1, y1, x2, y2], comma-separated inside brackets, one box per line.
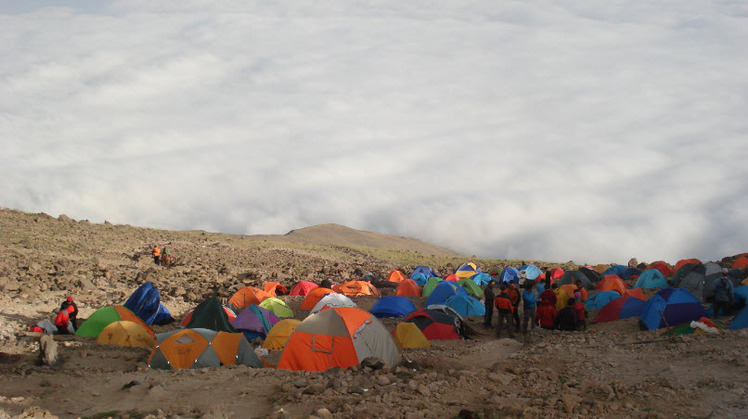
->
[2, 1, 747, 264]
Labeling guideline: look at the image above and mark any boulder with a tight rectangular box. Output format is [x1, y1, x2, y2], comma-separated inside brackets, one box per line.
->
[39, 335, 60, 366]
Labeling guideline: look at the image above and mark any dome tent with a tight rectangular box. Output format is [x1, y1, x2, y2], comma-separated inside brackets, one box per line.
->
[149, 328, 262, 370]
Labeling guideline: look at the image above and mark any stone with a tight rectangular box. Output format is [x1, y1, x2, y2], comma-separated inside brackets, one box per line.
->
[315, 408, 333, 419]
[39, 335, 60, 366]
[376, 375, 391, 386]
[361, 357, 385, 370]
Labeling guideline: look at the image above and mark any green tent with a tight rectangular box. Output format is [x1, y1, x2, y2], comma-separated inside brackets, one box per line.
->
[75, 305, 153, 337]
[422, 277, 443, 298]
[259, 297, 294, 318]
[457, 278, 484, 298]
[184, 297, 237, 332]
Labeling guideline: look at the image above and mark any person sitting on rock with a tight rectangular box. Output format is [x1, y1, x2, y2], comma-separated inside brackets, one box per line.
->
[554, 298, 579, 331]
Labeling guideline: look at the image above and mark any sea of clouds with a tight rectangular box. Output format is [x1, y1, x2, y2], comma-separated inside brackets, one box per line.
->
[2, 1, 747, 264]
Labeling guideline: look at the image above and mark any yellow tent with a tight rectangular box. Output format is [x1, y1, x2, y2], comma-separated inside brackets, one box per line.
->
[393, 322, 430, 349]
[95, 320, 156, 348]
[261, 319, 301, 351]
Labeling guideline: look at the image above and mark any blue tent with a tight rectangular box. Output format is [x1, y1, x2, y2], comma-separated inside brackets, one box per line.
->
[445, 294, 485, 317]
[640, 288, 708, 330]
[500, 267, 520, 283]
[585, 291, 622, 311]
[733, 285, 748, 303]
[411, 266, 438, 280]
[123, 282, 173, 325]
[370, 296, 416, 318]
[634, 270, 669, 289]
[518, 265, 542, 280]
[411, 273, 430, 286]
[470, 272, 494, 286]
[729, 306, 748, 330]
[426, 282, 469, 306]
[601, 265, 628, 276]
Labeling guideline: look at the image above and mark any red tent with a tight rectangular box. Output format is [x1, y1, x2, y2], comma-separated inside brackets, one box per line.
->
[289, 281, 319, 296]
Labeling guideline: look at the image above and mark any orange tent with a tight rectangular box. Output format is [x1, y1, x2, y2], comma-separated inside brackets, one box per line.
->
[597, 275, 628, 295]
[263, 282, 288, 297]
[648, 261, 673, 277]
[229, 286, 272, 310]
[674, 259, 701, 272]
[559, 284, 578, 298]
[444, 274, 459, 282]
[332, 281, 380, 296]
[149, 329, 262, 370]
[386, 270, 407, 283]
[732, 254, 748, 269]
[548, 268, 565, 281]
[300, 288, 335, 310]
[624, 288, 645, 300]
[395, 279, 422, 297]
[278, 307, 400, 371]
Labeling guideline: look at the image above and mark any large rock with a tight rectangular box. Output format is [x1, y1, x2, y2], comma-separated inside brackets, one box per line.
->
[39, 335, 60, 366]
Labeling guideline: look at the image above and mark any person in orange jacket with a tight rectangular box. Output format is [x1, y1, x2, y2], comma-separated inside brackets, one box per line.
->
[152, 245, 161, 265]
[54, 308, 70, 334]
[60, 296, 78, 331]
[494, 284, 515, 338]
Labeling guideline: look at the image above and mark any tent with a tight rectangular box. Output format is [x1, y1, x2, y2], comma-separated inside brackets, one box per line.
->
[123, 282, 173, 326]
[182, 297, 238, 332]
[263, 281, 288, 297]
[558, 271, 594, 290]
[672, 262, 721, 301]
[395, 278, 422, 297]
[578, 267, 602, 286]
[648, 261, 674, 277]
[444, 274, 459, 282]
[76, 305, 154, 338]
[585, 291, 622, 311]
[445, 294, 485, 317]
[601, 265, 627, 277]
[231, 305, 280, 340]
[455, 263, 481, 279]
[311, 293, 357, 314]
[411, 266, 438, 280]
[674, 258, 702, 273]
[470, 272, 494, 286]
[149, 328, 262, 370]
[426, 281, 469, 307]
[593, 264, 611, 274]
[259, 297, 294, 318]
[300, 288, 335, 310]
[392, 322, 430, 349]
[278, 307, 401, 371]
[457, 278, 484, 298]
[731, 253, 748, 269]
[386, 270, 407, 283]
[370, 296, 416, 318]
[634, 270, 669, 289]
[422, 277, 443, 298]
[411, 273, 430, 286]
[729, 306, 748, 330]
[229, 286, 272, 310]
[639, 288, 709, 330]
[593, 296, 647, 323]
[180, 304, 236, 327]
[548, 268, 565, 281]
[620, 267, 642, 280]
[597, 275, 628, 295]
[261, 319, 301, 350]
[518, 264, 542, 281]
[499, 267, 519, 283]
[332, 280, 380, 296]
[402, 308, 463, 340]
[289, 281, 319, 296]
[95, 320, 156, 348]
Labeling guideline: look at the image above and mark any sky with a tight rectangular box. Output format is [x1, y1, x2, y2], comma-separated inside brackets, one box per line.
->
[2, 1, 747, 265]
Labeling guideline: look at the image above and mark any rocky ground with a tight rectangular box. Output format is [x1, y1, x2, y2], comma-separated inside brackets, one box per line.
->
[0, 209, 746, 418]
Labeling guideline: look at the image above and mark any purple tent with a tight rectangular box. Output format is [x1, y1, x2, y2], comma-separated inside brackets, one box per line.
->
[230, 305, 280, 340]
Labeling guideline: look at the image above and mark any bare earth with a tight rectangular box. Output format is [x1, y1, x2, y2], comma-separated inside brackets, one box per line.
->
[0, 209, 746, 418]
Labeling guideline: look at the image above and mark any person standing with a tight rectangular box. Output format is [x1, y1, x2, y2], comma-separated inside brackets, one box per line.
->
[522, 282, 539, 333]
[712, 268, 735, 318]
[506, 281, 521, 332]
[483, 280, 496, 328]
[60, 296, 78, 331]
[495, 284, 515, 339]
[152, 245, 161, 265]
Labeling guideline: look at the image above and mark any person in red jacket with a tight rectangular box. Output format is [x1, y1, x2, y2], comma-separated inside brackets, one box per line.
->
[573, 292, 587, 331]
[536, 280, 558, 329]
[494, 284, 515, 338]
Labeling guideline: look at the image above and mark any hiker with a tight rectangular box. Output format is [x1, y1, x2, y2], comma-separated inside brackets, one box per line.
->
[554, 298, 579, 331]
[573, 292, 587, 331]
[506, 281, 521, 332]
[152, 245, 161, 265]
[522, 282, 539, 333]
[712, 268, 735, 318]
[539, 280, 557, 308]
[536, 280, 557, 329]
[494, 283, 515, 338]
[574, 279, 588, 301]
[53, 307, 70, 334]
[483, 280, 496, 328]
[60, 296, 78, 331]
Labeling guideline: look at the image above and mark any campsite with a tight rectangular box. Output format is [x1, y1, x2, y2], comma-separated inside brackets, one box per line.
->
[0, 208, 747, 418]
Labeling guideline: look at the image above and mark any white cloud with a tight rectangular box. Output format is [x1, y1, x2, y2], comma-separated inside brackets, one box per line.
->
[2, 1, 747, 264]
